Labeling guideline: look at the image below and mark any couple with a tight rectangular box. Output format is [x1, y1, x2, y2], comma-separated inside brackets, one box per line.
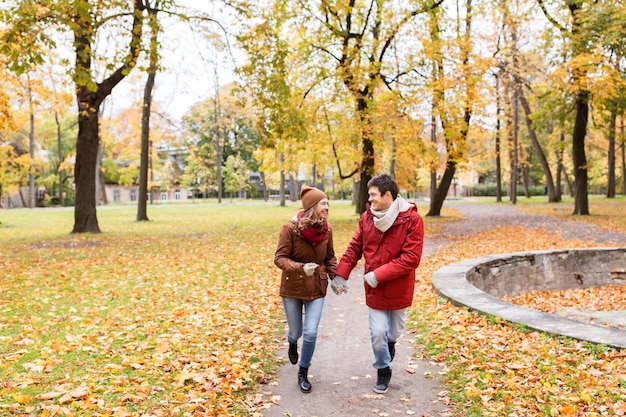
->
[274, 174, 425, 394]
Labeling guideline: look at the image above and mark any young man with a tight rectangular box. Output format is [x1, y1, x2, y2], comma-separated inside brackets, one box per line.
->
[331, 173, 424, 394]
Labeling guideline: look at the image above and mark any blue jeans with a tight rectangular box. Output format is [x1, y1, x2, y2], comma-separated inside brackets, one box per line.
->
[369, 307, 408, 369]
[282, 296, 325, 368]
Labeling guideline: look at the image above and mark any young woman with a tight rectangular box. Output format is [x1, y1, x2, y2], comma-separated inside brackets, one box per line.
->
[274, 185, 337, 393]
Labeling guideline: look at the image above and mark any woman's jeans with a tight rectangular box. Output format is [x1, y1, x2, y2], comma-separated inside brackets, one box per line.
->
[369, 307, 408, 369]
[282, 296, 325, 368]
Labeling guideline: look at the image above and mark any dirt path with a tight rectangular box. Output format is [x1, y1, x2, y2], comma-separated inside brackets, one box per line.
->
[258, 202, 626, 417]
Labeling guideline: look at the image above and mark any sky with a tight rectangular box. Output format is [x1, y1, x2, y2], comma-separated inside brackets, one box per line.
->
[106, 2, 243, 124]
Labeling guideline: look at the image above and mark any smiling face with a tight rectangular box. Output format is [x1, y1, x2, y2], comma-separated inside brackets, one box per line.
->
[368, 186, 393, 211]
[315, 198, 330, 221]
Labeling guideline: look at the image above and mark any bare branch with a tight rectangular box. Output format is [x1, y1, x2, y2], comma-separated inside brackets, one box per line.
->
[536, 0, 567, 34]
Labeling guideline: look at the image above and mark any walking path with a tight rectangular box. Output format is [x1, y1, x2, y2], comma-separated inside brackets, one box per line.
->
[259, 201, 626, 417]
[259, 263, 449, 417]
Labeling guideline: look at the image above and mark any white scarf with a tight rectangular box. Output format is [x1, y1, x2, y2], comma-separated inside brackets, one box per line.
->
[370, 196, 412, 233]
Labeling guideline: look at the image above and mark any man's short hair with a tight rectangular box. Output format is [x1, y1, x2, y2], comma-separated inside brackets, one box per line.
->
[367, 173, 398, 200]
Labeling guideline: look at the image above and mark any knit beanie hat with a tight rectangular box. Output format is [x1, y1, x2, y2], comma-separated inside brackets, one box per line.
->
[301, 185, 327, 211]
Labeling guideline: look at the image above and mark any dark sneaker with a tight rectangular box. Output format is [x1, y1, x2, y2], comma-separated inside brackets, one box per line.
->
[373, 367, 392, 394]
[288, 342, 298, 365]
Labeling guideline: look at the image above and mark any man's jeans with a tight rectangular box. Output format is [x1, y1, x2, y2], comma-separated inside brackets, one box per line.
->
[369, 307, 408, 369]
[282, 296, 325, 368]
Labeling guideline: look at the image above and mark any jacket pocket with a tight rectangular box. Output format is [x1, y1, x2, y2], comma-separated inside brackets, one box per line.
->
[282, 272, 305, 294]
[383, 277, 410, 300]
[316, 272, 328, 297]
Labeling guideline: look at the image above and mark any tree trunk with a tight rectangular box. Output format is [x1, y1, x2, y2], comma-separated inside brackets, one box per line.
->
[620, 113, 626, 195]
[138, 4, 161, 220]
[518, 86, 558, 202]
[428, 160, 456, 216]
[70, 0, 144, 233]
[427, 101, 472, 216]
[213, 69, 223, 204]
[607, 110, 616, 198]
[279, 167, 285, 207]
[137, 71, 155, 221]
[73, 89, 103, 233]
[429, 107, 438, 203]
[508, 83, 518, 204]
[260, 171, 268, 201]
[55, 112, 64, 207]
[29, 109, 35, 208]
[389, 136, 396, 179]
[289, 173, 298, 202]
[522, 159, 531, 198]
[354, 96, 375, 214]
[97, 141, 108, 205]
[495, 73, 502, 203]
[18, 185, 27, 207]
[572, 90, 589, 215]
[555, 132, 566, 200]
[216, 136, 223, 203]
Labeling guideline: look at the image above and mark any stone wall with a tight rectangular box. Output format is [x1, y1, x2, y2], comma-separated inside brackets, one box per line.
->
[466, 248, 626, 298]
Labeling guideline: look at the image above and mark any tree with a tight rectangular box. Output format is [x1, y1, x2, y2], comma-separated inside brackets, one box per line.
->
[137, 1, 161, 221]
[0, 46, 14, 134]
[427, 0, 480, 216]
[592, 2, 626, 198]
[42, 58, 75, 207]
[2, 0, 146, 231]
[222, 154, 247, 199]
[14, 74, 39, 208]
[307, 0, 443, 213]
[181, 84, 261, 199]
[237, 4, 307, 207]
[537, 0, 594, 214]
[0, 145, 20, 207]
[517, 85, 559, 201]
[235, 0, 444, 213]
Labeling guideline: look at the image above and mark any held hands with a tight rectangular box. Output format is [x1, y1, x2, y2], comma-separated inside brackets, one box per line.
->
[364, 271, 378, 288]
[331, 276, 349, 295]
[302, 263, 319, 276]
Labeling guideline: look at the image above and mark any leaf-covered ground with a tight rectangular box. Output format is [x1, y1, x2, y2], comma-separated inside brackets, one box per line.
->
[411, 199, 626, 417]
[1, 204, 295, 416]
[1, 199, 626, 417]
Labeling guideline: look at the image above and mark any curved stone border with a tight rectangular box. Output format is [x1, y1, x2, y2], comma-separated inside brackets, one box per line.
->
[431, 248, 626, 350]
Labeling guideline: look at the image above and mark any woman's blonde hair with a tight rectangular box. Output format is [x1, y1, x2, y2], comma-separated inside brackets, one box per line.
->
[299, 203, 326, 229]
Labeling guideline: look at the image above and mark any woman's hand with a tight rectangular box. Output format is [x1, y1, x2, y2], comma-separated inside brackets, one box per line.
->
[303, 263, 319, 276]
[331, 276, 349, 294]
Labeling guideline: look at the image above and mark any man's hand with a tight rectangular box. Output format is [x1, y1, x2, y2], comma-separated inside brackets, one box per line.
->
[331, 276, 349, 295]
[364, 271, 378, 288]
[303, 263, 318, 276]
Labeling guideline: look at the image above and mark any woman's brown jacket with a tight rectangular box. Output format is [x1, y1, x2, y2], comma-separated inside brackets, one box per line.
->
[274, 218, 337, 300]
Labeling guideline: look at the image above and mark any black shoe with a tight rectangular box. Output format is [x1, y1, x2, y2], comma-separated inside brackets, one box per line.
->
[298, 366, 312, 393]
[373, 367, 392, 394]
[288, 342, 298, 365]
[388, 341, 396, 362]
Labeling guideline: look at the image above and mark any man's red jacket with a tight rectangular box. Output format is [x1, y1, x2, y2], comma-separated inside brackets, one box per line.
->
[336, 203, 424, 310]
